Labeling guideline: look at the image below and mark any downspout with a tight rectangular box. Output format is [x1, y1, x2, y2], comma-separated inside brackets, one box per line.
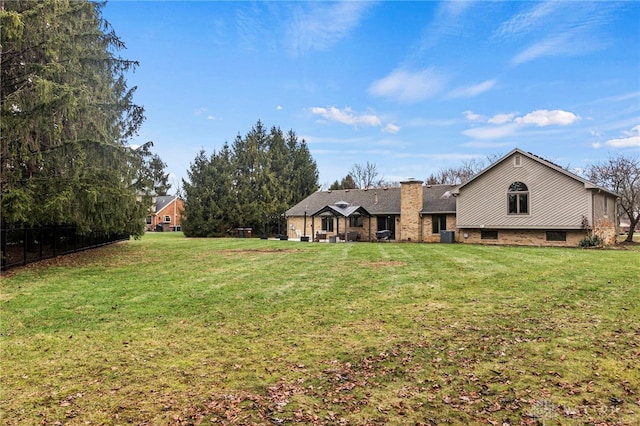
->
[419, 212, 423, 242]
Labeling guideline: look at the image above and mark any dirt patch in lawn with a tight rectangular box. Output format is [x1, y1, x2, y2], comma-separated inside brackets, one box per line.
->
[364, 260, 407, 268]
[221, 248, 302, 256]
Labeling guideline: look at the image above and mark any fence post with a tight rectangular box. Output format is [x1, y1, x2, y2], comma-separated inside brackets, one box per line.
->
[23, 227, 28, 266]
[1, 226, 6, 271]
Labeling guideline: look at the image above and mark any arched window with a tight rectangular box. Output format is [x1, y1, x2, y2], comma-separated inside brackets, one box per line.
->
[508, 182, 529, 214]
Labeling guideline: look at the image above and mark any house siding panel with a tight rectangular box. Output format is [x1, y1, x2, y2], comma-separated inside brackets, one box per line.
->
[456, 154, 590, 229]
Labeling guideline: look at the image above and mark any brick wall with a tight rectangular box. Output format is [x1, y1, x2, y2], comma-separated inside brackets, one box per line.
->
[458, 229, 588, 247]
[421, 214, 458, 243]
[400, 180, 424, 242]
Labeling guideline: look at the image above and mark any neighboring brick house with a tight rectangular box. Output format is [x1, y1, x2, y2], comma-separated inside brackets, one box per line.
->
[147, 196, 184, 232]
[285, 148, 619, 246]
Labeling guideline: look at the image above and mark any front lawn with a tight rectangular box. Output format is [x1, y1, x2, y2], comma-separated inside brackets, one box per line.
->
[1, 233, 638, 425]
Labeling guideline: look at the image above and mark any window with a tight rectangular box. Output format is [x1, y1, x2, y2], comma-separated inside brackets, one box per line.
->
[349, 215, 363, 227]
[508, 182, 529, 214]
[163, 215, 171, 223]
[146, 216, 152, 225]
[481, 230, 498, 240]
[546, 231, 566, 242]
[322, 217, 334, 232]
[432, 215, 447, 234]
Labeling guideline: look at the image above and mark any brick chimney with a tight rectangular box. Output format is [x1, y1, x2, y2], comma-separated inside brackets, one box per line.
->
[400, 179, 424, 242]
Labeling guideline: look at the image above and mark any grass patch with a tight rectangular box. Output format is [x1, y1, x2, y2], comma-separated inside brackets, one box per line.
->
[2, 233, 639, 425]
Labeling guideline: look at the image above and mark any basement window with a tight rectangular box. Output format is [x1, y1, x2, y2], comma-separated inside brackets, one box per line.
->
[546, 231, 566, 242]
[481, 230, 498, 240]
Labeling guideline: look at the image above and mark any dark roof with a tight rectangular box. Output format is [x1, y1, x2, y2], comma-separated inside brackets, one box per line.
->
[154, 196, 177, 214]
[286, 184, 457, 217]
[422, 185, 457, 213]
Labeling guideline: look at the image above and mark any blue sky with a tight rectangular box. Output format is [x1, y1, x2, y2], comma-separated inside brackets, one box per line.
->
[103, 1, 640, 192]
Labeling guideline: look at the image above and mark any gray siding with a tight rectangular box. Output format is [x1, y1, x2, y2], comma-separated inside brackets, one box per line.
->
[457, 153, 591, 229]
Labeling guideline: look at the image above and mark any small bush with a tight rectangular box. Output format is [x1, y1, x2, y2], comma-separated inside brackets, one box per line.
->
[578, 234, 602, 248]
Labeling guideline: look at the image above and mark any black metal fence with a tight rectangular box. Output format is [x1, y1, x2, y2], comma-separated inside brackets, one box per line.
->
[1, 225, 129, 271]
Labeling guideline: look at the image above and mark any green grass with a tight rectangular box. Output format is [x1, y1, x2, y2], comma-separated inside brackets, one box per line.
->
[1, 233, 639, 425]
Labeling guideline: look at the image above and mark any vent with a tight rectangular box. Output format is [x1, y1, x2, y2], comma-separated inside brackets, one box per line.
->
[514, 155, 522, 167]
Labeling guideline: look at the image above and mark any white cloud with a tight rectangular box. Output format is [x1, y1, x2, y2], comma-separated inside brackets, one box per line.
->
[276, 105, 283, 110]
[194, 107, 207, 116]
[514, 109, 579, 126]
[287, 1, 373, 55]
[207, 115, 216, 121]
[369, 67, 448, 103]
[463, 123, 519, 140]
[463, 110, 484, 122]
[418, 0, 474, 51]
[605, 125, 640, 148]
[488, 113, 516, 124]
[511, 33, 573, 65]
[495, 2, 617, 65]
[592, 142, 602, 149]
[462, 108, 579, 140]
[447, 79, 496, 99]
[494, 1, 561, 38]
[382, 123, 400, 134]
[310, 106, 382, 128]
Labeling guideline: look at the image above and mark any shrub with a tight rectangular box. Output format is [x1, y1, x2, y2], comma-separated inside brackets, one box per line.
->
[578, 234, 602, 248]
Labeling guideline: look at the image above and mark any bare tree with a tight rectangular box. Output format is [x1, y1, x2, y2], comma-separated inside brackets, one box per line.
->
[426, 158, 488, 185]
[350, 161, 384, 189]
[587, 154, 639, 243]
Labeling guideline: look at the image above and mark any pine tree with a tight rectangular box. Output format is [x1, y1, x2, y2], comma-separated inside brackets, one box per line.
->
[1, 0, 147, 236]
[181, 121, 319, 237]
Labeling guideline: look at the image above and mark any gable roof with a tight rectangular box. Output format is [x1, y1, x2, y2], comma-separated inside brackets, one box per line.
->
[286, 184, 457, 217]
[451, 148, 619, 197]
[311, 204, 372, 217]
[153, 196, 179, 214]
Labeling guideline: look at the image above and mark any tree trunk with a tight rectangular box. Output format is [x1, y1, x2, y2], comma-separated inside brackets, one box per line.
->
[625, 216, 639, 242]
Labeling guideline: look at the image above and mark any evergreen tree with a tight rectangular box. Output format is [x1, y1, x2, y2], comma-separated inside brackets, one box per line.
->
[182, 145, 235, 237]
[148, 154, 172, 196]
[181, 121, 319, 237]
[1, 0, 147, 236]
[329, 174, 357, 190]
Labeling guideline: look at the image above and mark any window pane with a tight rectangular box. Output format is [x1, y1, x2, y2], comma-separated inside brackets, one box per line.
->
[519, 194, 528, 213]
[508, 194, 518, 214]
[546, 231, 566, 241]
[509, 182, 528, 192]
[481, 230, 498, 239]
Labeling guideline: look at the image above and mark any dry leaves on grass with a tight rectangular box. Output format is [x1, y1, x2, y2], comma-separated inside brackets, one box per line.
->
[167, 338, 638, 425]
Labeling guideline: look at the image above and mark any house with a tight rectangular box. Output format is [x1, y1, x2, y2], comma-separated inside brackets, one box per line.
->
[146, 195, 184, 232]
[285, 183, 457, 243]
[285, 149, 619, 246]
[451, 149, 618, 246]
